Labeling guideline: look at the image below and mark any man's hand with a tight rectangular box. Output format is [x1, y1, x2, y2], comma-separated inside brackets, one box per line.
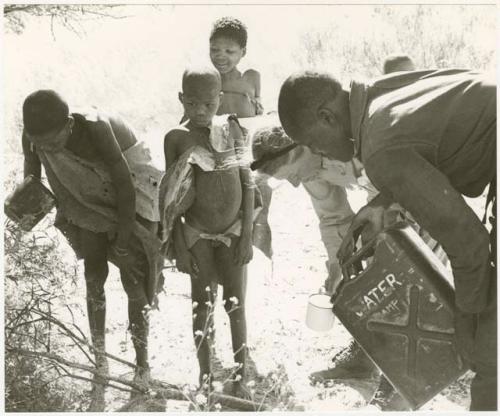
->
[175, 249, 199, 276]
[337, 194, 391, 264]
[234, 234, 253, 265]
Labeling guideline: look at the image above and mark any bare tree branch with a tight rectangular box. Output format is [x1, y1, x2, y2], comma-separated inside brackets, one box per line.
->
[30, 309, 136, 370]
[4, 4, 128, 36]
[8, 347, 269, 411]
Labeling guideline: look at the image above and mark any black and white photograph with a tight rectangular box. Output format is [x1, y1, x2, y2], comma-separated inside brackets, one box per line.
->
[3, 1, 497, 412]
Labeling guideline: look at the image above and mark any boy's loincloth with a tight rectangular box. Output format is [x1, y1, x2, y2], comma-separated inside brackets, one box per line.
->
[159, 115, 269, 260]
[37, 143, 163, 306]
[183, 216, 243, 249]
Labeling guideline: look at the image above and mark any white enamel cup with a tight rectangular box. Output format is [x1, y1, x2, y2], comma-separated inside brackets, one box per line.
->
[305, 292, 335, 331]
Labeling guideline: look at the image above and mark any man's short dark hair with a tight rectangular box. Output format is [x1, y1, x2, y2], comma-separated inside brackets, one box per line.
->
[23, 90, 69, 135]
[383, 54, 415, 74]
[278, 71, 343, 138]
[210, 17, 247, 49]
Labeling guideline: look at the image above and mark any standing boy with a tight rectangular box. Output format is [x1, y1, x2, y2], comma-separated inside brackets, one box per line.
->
[163, 67, 254, 397]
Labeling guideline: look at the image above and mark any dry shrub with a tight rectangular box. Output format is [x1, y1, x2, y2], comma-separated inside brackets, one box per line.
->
[4, 201, 87, 411]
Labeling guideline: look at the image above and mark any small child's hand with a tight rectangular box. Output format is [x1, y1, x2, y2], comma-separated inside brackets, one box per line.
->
[111, 243, 140, 276]
[234, 234, 253, 265]
[254, 98, 264, 115]
[228, 118, 245, 147]
[176, 250, 199, 277]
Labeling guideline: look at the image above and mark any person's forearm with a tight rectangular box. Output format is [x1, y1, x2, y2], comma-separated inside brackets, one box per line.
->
[116, 184, 136, 241]
[173, 217, 188, 254]
[110, 160, 136, 242]
[240, 169, 255, 236]
[366, 149, 492, 314]
[24, 160, 41, 179]
[369, 192, 393, 209]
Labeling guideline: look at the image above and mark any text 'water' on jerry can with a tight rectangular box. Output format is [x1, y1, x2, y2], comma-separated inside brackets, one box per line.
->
[332, 222, 467, 410]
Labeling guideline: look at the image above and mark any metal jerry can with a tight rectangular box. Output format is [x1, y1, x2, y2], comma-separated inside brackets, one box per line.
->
[333, 222, 467, 410]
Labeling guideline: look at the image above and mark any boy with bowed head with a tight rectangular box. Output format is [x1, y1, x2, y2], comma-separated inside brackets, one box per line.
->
[163, 66, 254, 396]
[21, 89, 163, 410]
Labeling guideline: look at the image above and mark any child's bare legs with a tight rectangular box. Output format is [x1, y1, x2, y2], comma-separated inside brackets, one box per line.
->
[189, 239, 218, 387]
[216, 239, 248, 396]
[80, 230, 109, 410]
[119, 264, 150, 381]
[81, 230, 109, 371]
[121, 216, 157, 383]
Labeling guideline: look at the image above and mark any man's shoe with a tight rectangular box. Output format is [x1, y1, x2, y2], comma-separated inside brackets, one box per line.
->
[369, 375, 410, 411]
[310, 340, 379, 384]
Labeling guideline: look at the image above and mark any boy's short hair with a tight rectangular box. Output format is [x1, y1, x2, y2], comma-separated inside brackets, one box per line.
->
[278, 71, 343, 139]
[383, 54, 416, 74]
[23, 89, 69, 135]
[182, 66, 222, 93]
[210, 17, 247, 49]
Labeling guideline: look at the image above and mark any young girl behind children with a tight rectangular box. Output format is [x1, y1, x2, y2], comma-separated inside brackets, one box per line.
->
[209, 16, 273, 261]
[209, 17, 263, 118]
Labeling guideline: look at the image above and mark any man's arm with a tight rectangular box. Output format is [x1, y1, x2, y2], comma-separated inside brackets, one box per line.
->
[365, 146, 491, 314]
[92, 120, 136, 249]
[22, 130, 41, 179]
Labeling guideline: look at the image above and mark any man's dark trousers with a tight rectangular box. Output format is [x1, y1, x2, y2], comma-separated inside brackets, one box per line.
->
[470, 184, 497, 411]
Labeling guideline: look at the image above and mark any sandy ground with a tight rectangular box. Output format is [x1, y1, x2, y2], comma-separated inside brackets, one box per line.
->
[46, 180, 482, 412]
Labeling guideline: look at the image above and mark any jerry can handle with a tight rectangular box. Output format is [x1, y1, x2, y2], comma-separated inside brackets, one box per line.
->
[331, 228, 378, 303]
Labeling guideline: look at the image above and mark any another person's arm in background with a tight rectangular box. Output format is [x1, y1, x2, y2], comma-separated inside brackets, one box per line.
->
[22, 130, 41, 179]
[230, 118, 254, 265]
[302, 180, 355, 294]
[244, 69, 263, 115]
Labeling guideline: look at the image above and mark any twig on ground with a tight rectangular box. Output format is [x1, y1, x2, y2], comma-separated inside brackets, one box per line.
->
[9, 347, 268, 411]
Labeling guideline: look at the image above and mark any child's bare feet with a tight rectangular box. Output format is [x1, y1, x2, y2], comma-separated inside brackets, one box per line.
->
[199, 372, 214, 392]
[231, 379, 252, 400]
[88, 359, 109, 412]
[131, 365, 151, 398]
[88, 385, 106, 412]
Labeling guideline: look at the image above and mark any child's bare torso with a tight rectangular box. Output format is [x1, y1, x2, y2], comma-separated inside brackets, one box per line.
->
[218, 71, 258, 117]
[175, 126, 242, 233]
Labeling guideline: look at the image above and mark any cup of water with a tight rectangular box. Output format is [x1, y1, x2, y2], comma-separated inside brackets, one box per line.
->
[306, 290, 335, 331]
